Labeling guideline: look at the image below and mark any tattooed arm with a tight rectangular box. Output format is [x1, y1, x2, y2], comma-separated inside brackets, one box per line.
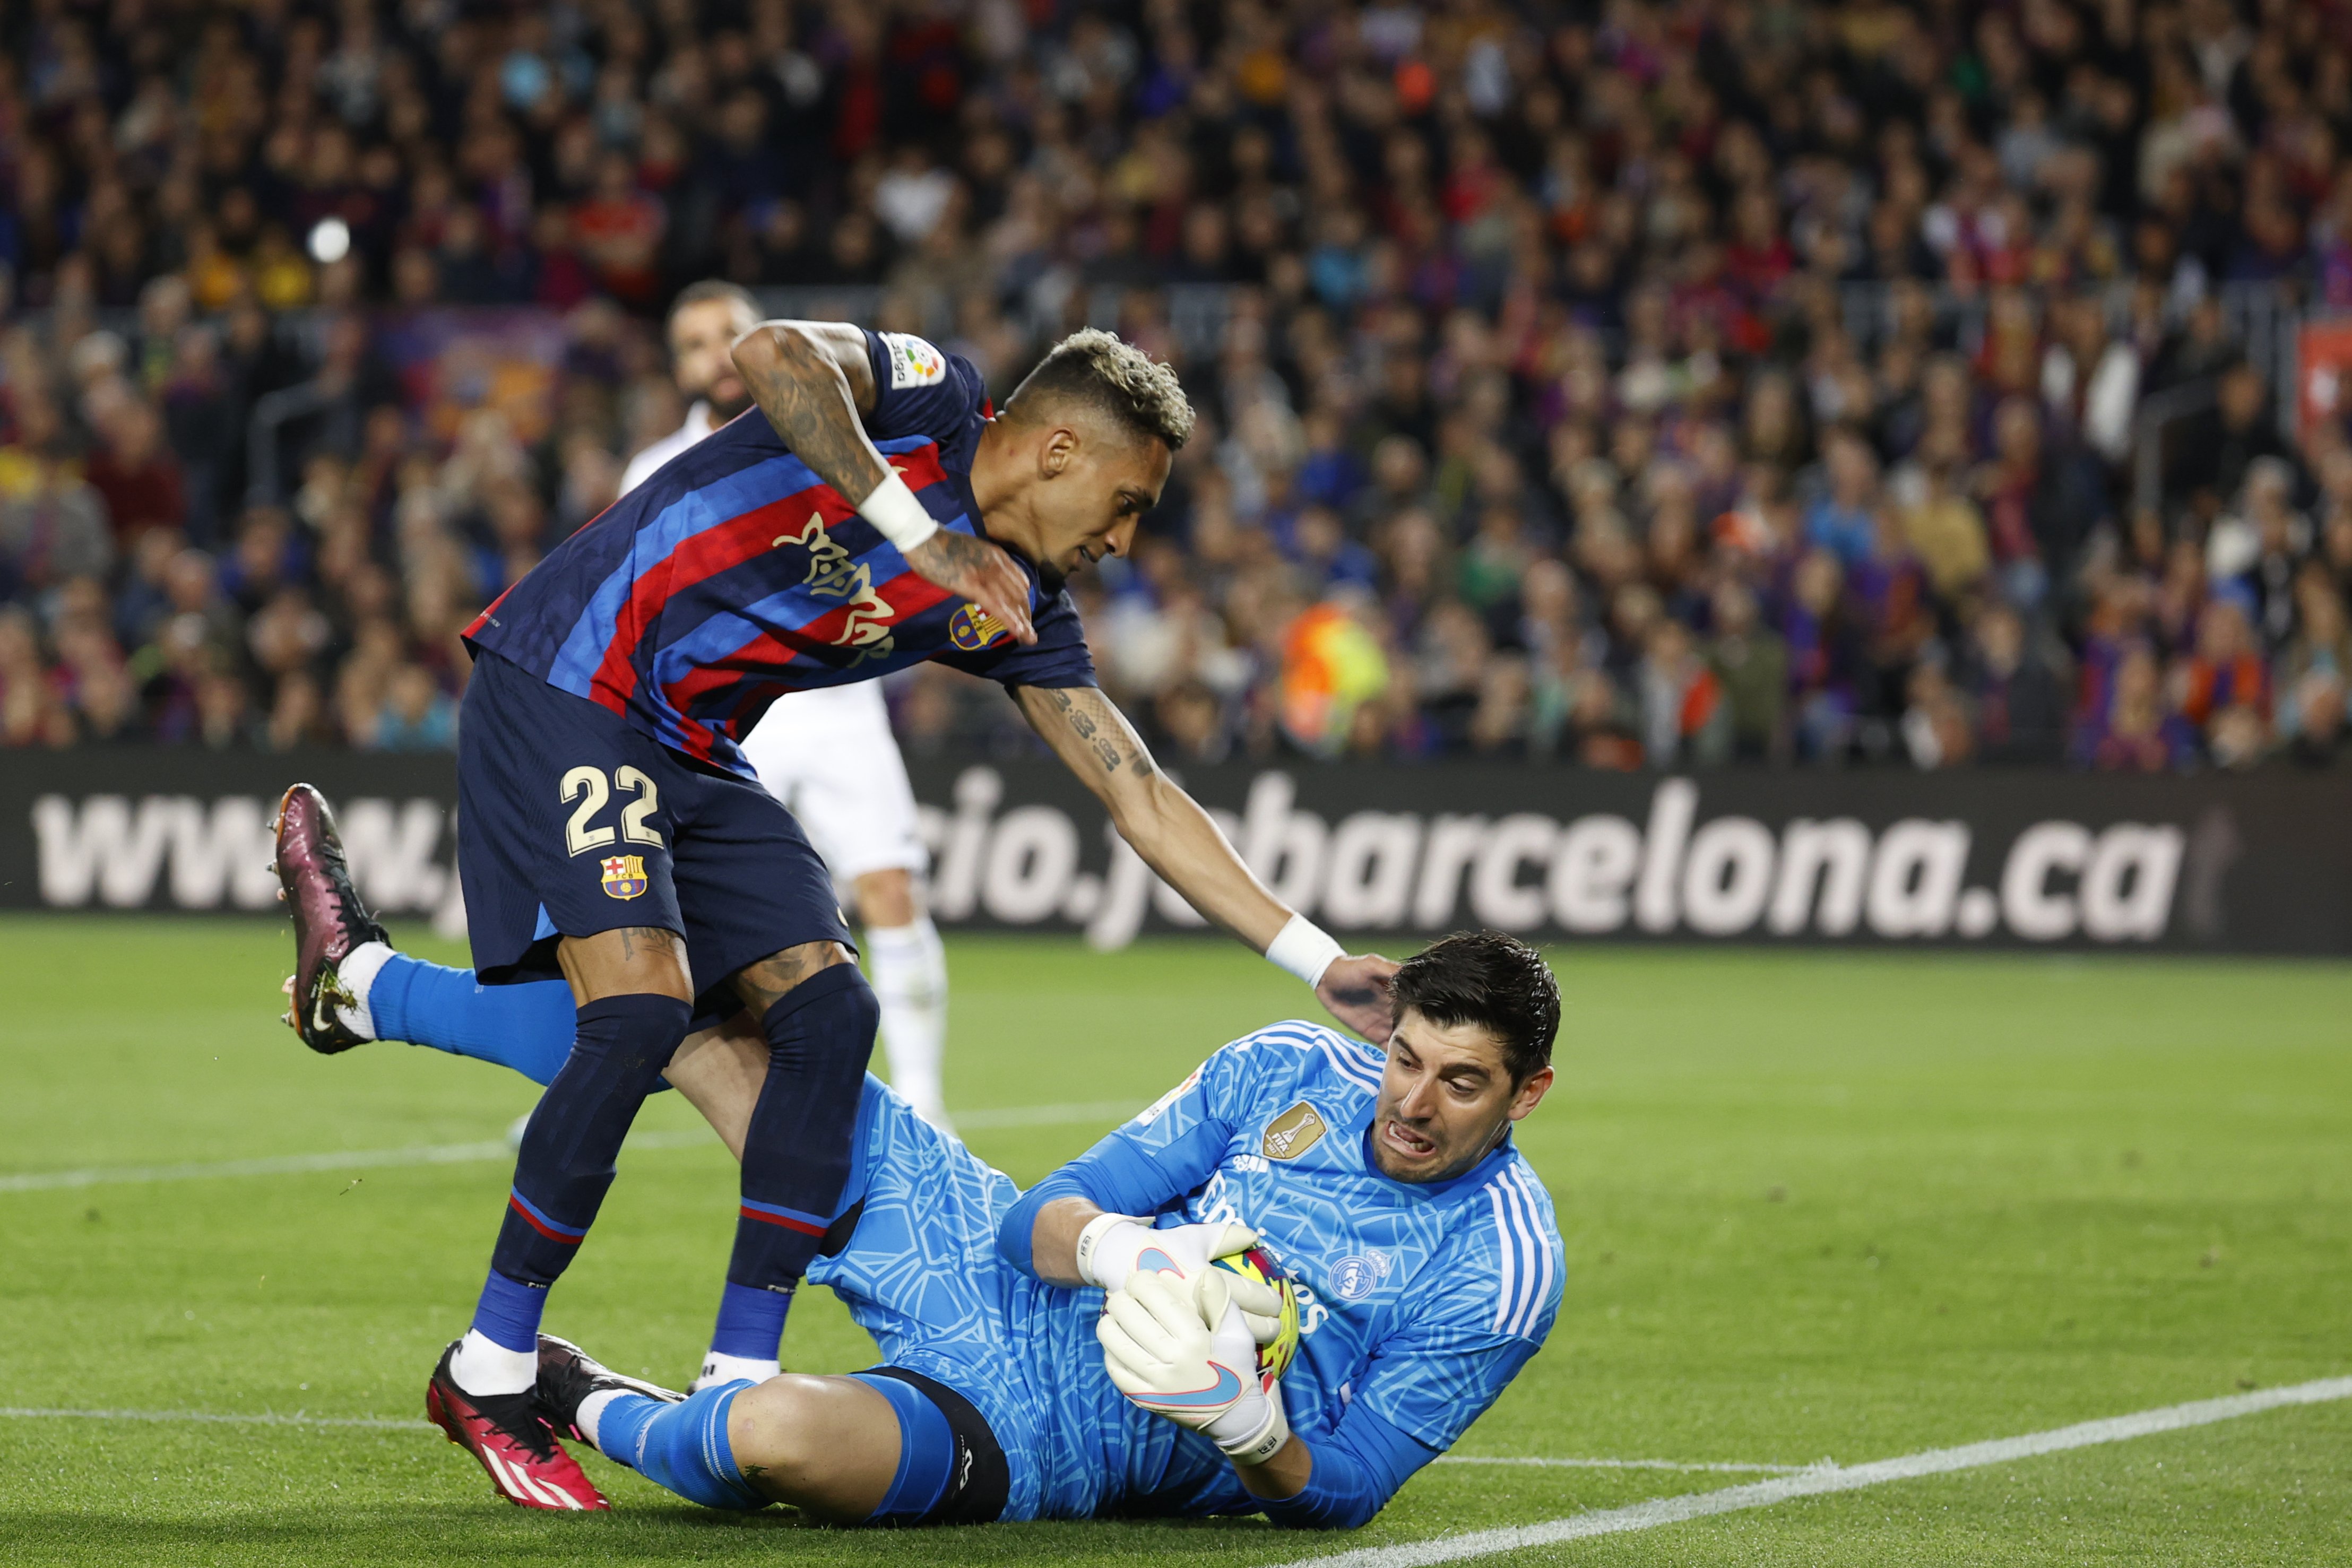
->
[729, 320, 1034, 643]
[727, 320, 885, 495]
[1013, 685, 1399, 1039]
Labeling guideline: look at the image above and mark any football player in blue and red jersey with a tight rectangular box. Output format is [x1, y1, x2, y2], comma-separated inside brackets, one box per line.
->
[273, 325, 1401, 1510]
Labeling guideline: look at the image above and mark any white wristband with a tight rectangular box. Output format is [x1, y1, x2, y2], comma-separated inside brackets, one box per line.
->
[1074, 1212, 1147, 1292]
[1265, 914, 1345, 989]
[857, 469, 940, 552]
[1215, 1384, 1291, 1465]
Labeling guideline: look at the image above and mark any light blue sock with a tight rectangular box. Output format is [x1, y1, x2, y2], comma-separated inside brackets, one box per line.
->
[594, 1383, 767, 1511]
[370, 956, 581, 1086]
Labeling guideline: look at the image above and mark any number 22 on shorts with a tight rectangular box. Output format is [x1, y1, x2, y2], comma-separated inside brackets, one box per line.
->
[560, 765, 664, 855]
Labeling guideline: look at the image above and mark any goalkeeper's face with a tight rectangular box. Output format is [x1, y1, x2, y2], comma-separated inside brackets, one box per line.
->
[1369, 1009, 1554, 1184]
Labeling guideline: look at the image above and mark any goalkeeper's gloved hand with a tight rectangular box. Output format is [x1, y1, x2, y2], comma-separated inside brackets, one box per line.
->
[1097, 1268, 1290, 1466]
[1074, 1212, 1257, 1295]
[1074, 1215, 1289, 1354]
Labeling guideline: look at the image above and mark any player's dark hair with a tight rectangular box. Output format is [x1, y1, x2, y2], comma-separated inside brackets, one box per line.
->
[1002, 328, 1195, 451]
[668, 280, 759, 327]
[1390, 931, 1560, 1085]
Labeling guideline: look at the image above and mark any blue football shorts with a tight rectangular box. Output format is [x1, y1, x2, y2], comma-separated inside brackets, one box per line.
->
[455, 650, 853, 1008]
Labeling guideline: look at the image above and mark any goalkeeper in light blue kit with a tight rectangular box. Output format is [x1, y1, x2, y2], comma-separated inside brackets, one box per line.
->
[317, 929, 1562, 1528]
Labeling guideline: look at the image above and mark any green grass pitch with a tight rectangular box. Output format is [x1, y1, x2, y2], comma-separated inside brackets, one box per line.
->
[1, 914, 2347, 1566]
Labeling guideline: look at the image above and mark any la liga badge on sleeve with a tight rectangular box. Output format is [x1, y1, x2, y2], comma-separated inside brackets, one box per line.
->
[880, 332, 947, 388]
[600, 855, 649, 900]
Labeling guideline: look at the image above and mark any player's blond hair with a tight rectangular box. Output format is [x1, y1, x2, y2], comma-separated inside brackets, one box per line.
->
[1005, 328, 1196, 451]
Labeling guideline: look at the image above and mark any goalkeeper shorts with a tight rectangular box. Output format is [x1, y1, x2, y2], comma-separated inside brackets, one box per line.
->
[848, 1366, 1009, 1525]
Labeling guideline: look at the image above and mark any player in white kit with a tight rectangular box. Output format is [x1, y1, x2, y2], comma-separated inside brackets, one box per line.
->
[619, 282, 952, 1130]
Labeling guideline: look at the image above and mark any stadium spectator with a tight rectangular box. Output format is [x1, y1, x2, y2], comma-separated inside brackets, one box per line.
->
[0, 604, 73, 746]
[2177, 596, 2271, 739]
[84, 397, 187, 549]
[1962, 603, 2071, 767]
[1706, 577, 1787, 763]
[2074, 643, 2196, 772]
[0, 398, 115, 602]
[0, 0, 2342, 773]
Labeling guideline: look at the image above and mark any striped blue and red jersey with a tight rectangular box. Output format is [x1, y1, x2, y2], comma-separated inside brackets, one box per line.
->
[463, 330, 1094, 779]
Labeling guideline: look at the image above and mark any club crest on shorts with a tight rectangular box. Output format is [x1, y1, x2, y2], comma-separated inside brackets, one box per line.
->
[1261, 1100, 1327, 1162]
[599, 855, 648, 900]
[949, 602, 1011, 652]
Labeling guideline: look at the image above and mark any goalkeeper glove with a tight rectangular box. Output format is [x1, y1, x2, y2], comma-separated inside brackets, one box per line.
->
[1097, 1268, 1291, 1466]
[1075, 1213, 1256, 1294]
[1074, 1214, 1288, 1355]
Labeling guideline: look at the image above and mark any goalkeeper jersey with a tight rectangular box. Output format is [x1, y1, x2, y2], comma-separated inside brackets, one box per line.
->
[1006, 1020, 1563, 1520]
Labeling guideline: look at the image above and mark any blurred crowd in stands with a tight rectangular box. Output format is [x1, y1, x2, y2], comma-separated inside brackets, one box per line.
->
[3, 0, 2350, 770]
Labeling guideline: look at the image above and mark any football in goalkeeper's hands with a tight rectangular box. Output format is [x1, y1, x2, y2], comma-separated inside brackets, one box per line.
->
[1213, 1246, 1301, 1380]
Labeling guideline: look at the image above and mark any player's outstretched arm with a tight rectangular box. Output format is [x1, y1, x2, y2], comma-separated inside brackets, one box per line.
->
[1013, 683, 1398, 1040]
[730, 320, 1034, 644]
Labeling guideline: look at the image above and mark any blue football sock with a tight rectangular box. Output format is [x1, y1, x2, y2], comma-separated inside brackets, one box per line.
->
[488, 993, 689, 1287]
[594, 1383, 767, 1511]
[719, 966, 878, 1363]
[470, 1268, 545, 1353]
[711, 1280, 794, 1362]
[371, 955, 578, 1087]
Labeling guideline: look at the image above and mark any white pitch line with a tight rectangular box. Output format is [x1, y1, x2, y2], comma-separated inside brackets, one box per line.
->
[1436, 1456, 1800, 1474]
[1265, 1376, 2352, 1568]
[0, 1102, 1139, 1194]
[0, 1139, 515, 1193]
[0, 1130, 700, 1194]
[0, 1407, 429, 1431]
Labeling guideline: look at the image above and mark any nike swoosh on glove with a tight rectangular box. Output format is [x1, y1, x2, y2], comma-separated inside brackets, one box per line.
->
[1074, 1213, 1260, 1296]
[1098, 1269, 1290, 1466]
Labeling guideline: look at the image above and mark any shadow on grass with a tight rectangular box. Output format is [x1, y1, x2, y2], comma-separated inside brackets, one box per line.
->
[0, 1502, 1298, 1567]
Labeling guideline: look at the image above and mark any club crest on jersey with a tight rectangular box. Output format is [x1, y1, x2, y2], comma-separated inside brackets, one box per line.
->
[599, 855, 648, 900]
[880, 332, 946, 388]
[949, 602, 1012, 652]
[1329, 1251, 1391, 1302]
[1261, 1100, 1327, 1162]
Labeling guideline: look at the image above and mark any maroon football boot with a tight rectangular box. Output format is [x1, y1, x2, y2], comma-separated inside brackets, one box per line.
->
[425, 1339, 611, 1511]
[271, 783, 387, 1054]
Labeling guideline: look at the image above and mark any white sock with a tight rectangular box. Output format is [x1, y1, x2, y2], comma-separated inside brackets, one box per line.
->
[866, 919, 951, 1130]
[449, 1328, 535, 1396]
[576, 1388, 627, 1454]
[334, 940, 394, 1039]
[696, 1351, 780, 1391]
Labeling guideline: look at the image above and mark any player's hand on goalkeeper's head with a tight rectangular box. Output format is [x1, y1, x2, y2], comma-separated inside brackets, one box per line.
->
[1317, 951, 1402, 1043]
[1097, 1269, 1290, 1466]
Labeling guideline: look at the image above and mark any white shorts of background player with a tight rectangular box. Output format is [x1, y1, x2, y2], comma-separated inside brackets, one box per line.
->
[741, 681, 952, 1130]
[740, 682, 928, 888]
